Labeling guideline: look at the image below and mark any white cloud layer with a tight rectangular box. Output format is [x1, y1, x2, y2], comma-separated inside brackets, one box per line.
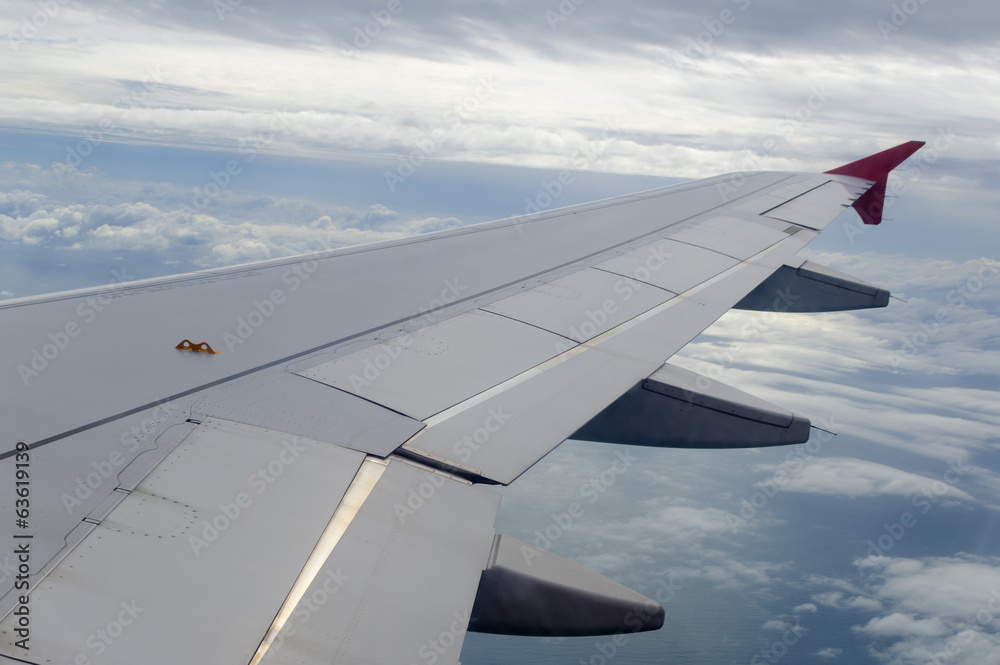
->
[3, 3, 999, 662]
[841, 556, 1000, 665]
[1, 2, 998, 178]
[756, 457, 976, 501]
[0, 161, 461, 277]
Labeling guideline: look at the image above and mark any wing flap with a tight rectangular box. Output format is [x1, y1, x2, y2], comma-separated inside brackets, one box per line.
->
[297, 309, 569, 421]
[734, 176, 831, 215]
[482, 268, 675, 343]
[571, 362, 812, 449]
[190, 370, 425, 456]
[402, 232, 814, 485]
[0, 419, 367, 664]
[595, 238, 739, 294]
[258, 459, 500, 665]
[762, 179, 865, 230]
[668, 215, 794, 259]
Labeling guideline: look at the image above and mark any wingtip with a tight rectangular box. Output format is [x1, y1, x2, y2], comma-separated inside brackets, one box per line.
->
[825, 140, 925, 226]
[824, 140, 925, 182]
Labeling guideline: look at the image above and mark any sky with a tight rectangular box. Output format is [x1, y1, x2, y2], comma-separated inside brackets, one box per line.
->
[2, 1, 999, 664]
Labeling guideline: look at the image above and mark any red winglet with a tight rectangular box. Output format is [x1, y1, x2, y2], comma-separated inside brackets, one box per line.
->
[825, 140, 925, 225]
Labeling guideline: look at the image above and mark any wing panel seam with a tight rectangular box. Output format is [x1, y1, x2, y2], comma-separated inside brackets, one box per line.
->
[1, 175, 798, 461]
[415, 234, 802, 432]
[249, 457, 388, 665]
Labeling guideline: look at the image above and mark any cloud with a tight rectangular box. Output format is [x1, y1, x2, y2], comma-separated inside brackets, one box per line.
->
[809, 592, 886, 613]
[11, 0, 1000, 61]
[815, 647, 843, 659]
[671, 250, 1000, 468]
[756, 457, 977, 501]
[842, 595, 885, 612]
[827, 555, 1000, 665]
[2, 1, 998, 180]
[854, 613, 949, 638]
[813, 591, 845, 608]
[488, 440, 795, 598]
[0, 165, 462, 279]
[2, 7, 999, 663]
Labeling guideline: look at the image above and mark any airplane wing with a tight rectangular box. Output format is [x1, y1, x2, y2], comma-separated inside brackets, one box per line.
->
[0, 141, 924, 664]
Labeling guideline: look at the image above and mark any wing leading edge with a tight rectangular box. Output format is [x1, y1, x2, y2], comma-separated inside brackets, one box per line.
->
[0, 141, 923, 663]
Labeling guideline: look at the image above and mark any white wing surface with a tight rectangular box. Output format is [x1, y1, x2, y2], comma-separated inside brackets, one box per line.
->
[0, 142, 924, 663]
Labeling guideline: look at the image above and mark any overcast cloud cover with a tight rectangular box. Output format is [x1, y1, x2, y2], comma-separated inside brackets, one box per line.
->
[2, 0, 999, 663]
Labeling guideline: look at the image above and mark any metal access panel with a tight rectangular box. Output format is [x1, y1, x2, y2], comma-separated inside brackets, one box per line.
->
[483, 268, 674, 343]
[402, 253, 788, 485]
[0, 419, 366, 665]
[596, 238, 739, 295]
[190, 369, 425, 457]
[668, 215, 791, 260]
[763, 180, 860, 230]
[735, 176, 830, 215]
[298, 309, 569, 421]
